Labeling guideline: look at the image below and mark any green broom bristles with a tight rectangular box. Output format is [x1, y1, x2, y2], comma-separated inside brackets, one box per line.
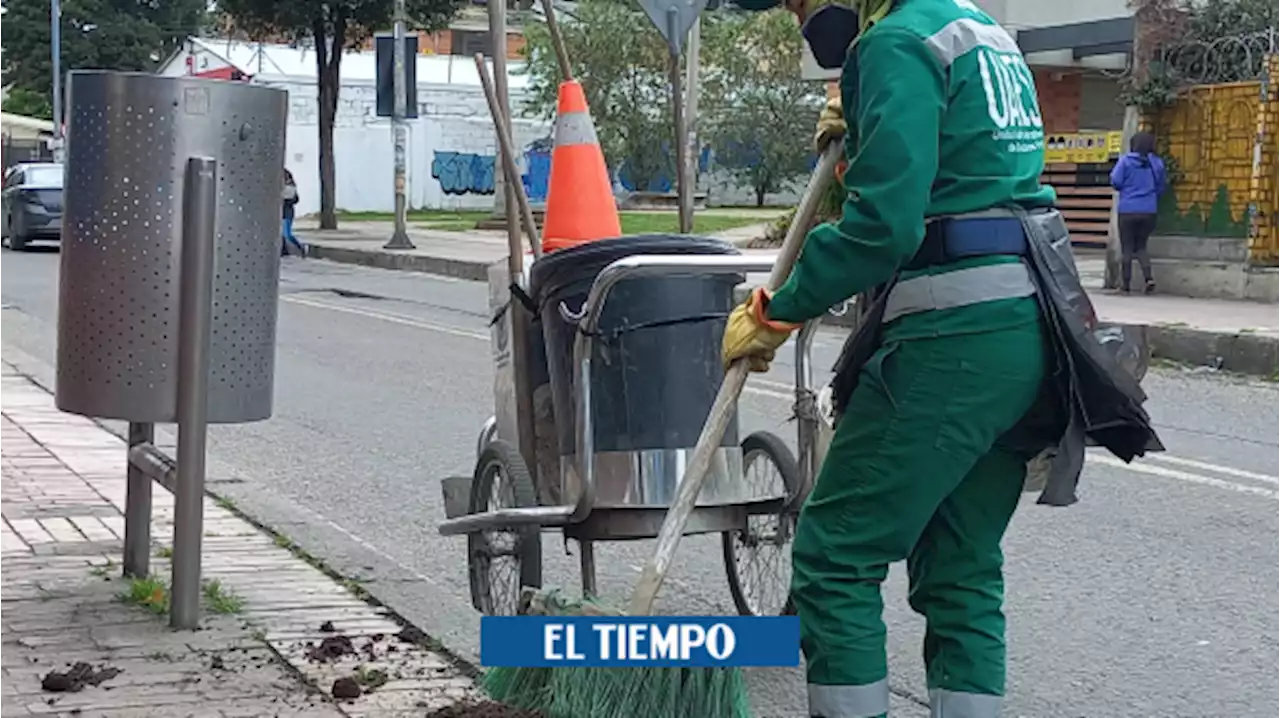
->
[484, 665, 751, 718]
[481, 591, 752, 718]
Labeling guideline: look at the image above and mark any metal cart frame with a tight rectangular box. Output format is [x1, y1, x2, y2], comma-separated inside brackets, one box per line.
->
[438, 253, 837, 617]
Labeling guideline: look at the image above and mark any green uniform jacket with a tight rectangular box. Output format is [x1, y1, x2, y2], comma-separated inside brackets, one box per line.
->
[765, 0, 1057, 342]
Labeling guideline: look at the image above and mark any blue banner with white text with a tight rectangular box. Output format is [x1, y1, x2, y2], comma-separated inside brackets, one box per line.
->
[480, 616, 800, 668]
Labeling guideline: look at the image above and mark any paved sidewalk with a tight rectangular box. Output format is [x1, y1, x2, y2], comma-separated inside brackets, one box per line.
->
[1, 364, 478, 717]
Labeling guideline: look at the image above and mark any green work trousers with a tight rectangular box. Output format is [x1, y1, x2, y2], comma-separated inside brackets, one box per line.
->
[794, 321, 1047, 718]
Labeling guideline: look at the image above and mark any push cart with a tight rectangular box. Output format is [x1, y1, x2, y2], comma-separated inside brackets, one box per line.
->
[437, 238, 842, 619]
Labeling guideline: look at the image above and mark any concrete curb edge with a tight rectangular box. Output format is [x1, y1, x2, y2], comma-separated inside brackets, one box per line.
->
[307, 244, 490, 282]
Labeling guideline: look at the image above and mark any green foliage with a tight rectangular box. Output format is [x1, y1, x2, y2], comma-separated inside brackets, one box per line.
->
[1124, 0, 1279, 109]
[1184, 0, 1278, 38]
[216, 0, 464, 228]
[1, 0, 207, 115]
[2, 88, 54, 120]
[519, 0, 675, 190]
[215, 0, 462, 49]
[700, 11, 825, 206]
[1118, 66, 1179, 113]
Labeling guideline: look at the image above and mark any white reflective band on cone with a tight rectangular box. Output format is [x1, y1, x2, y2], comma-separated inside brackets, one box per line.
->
[808, 679, 890, 718]
[553, 111, 599, 147]
[883, 261, 1035, 323]
[930, 688, 1002, 717]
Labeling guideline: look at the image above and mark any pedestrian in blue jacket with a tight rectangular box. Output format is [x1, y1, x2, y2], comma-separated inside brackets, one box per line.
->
[1110, 131, 1167, 294]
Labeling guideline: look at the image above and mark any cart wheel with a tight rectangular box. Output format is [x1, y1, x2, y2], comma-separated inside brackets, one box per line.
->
[475, 416, 498, 460]
[468, 440, 543, 615]
[723, 431, 801, 617]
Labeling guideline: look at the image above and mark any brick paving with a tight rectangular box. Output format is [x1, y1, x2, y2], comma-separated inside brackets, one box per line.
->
[1, 363, 477, 717]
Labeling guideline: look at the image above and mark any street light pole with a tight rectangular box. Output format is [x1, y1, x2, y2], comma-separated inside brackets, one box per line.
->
[51, 0, 64, 162]
[684, 15, 701, 227]
[384, 0, 415, 249]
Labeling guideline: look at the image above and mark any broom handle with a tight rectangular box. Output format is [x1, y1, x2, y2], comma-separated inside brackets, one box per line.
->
[474, 54, 543, 260]
[539, 0, 574, 83]
[627, 144, 843, 617]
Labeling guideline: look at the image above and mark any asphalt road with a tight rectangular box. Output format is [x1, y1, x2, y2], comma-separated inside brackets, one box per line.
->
[4, 248, 1277, 717]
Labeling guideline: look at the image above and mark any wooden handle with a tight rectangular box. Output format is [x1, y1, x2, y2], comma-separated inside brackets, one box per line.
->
[539, 0, 574, 83]
[474, 54, 543, 262]
[627, 145, 844, 617]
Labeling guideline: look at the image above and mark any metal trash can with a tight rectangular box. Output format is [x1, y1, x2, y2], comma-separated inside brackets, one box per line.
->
[55, 71, 289, 423]
[529, 235, 747, 514]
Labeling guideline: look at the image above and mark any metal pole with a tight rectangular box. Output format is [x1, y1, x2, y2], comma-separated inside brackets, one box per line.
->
[50, 0, 64, 162]
[385, 0, 415, 249]
[122, 422, 154, 578]
[684, 16, 701, 224]
[474, 55, 543, 257]
[170, 157, 218, 630]
[489, 0, 540, 476]
[489, 5, 510, 222]
[667, 9, 691, 234]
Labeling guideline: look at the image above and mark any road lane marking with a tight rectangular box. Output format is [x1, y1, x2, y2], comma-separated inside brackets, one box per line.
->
[1141, 453, 1278, 486]
[1090, 454, 1278, 499]
[285, 293, 794, 401]
[287, 292, 1275, 496]
[282, 295, 489, 341]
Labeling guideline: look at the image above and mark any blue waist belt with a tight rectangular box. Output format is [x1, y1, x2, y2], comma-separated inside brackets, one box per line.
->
[904, 216, 1028, 271]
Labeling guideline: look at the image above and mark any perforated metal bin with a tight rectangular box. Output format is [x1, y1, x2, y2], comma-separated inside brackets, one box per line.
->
[55, 72, 289, 424]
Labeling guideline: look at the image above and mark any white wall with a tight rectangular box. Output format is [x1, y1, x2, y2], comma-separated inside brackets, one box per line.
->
[974, 0, 1133, 70]
[973, 0, 1133, 31]
[264, 76, 805, 213]
[266, 77, 552, 215]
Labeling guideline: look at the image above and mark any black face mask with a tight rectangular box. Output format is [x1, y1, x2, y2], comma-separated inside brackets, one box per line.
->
[801, 4, 861, 69]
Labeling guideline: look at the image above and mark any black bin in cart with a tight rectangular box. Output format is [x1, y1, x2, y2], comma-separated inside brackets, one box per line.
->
[530, 235, 745, 518]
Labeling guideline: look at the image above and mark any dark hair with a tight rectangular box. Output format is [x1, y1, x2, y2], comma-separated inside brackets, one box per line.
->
[284, 169, 295, 183]
[1130, 131, 1156, 156]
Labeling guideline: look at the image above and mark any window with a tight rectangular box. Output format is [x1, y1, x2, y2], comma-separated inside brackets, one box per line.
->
[25, 166, 63, 188]
[452, 30, 492, 57]
[3, 169, 24, 190]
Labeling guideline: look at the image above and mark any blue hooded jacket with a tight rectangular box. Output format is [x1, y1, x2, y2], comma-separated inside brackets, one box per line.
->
[1110, 151, 1167, 215]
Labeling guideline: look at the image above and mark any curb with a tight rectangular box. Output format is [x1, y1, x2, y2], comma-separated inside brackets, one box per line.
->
[1135, 324, 1278, 378]
[306, 243, 491, 282]
[306, 242, 1278, 379]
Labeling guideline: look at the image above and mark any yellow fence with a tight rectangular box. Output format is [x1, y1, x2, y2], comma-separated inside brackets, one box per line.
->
[1147, 55, 1279, 265]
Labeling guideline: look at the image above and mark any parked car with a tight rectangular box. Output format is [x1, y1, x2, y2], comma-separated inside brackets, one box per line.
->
[1, 162, 64, 250]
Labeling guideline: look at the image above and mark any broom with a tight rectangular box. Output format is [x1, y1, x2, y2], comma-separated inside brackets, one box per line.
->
[481, 143, 844, 718]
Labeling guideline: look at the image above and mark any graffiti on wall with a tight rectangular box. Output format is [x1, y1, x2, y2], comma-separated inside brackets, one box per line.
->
[431, 139, 553, 201]
[433, 152, 496, 195]
[521, 138, 552, 202]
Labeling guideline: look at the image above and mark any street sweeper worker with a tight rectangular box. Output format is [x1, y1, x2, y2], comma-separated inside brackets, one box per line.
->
[723, 0, 1062, 716]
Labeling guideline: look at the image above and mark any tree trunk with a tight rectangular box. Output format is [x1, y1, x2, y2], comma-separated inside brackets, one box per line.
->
[755, 184, 766, 208]
[314, 23, 341, 230]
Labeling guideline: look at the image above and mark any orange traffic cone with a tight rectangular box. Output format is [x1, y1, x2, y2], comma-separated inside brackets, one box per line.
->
[541, 81, 621, 254]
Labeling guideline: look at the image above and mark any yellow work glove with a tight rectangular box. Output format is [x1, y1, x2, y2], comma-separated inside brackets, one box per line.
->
[813, 97, 847, 153]
[722, 288, 800, 373]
